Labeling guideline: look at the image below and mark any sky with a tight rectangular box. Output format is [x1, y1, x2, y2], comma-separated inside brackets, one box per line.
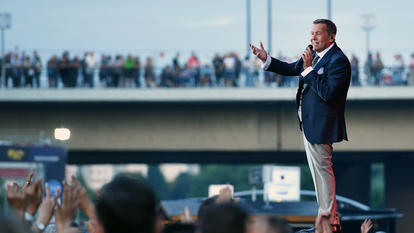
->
[1, 0, 413, 65]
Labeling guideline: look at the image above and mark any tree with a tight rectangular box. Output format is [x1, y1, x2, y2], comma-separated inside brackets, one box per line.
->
[169, 173, 191, 199]
[147, 164, 169, 200]
[187, 165, 253, 198]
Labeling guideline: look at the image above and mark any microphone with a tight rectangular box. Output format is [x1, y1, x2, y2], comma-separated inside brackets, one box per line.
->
[295, 44, 313, 71]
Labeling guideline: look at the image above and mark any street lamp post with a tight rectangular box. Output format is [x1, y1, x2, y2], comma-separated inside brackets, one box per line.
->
[361, 15, 375, 57]
[246, 0, 251, 58]
[0, 13, 11, 88]
[327, 0, 332, 20]
[267, 0, 272, 54]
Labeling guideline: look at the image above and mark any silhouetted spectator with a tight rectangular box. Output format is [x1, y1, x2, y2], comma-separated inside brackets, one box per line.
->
[69, 56, 80, 87]
[364, 52, 374, 85]
[243, 56, 254, 87]
[409, 53, 414, 86]
[3, 52, 13, 88]
[200, 64, 213, 87]
[187, 52, 201, 87]
[173, 53, 180, 70]
[350, 54, 360, 86]
[59, 51, 72, 87]
[223, 54, 236, 87]
[111, 55, 124, 87]
[84, 51, 97, 88]
[96, 176, 159, 233]
[178, 64, 194, 87]
[145, 57, 156, 88]
[134, 56, 142, 87]
[373, 52, 383, 86]
[234, 53, 241, 87]
[212, 54, 224, 86]
[252, 57, 261, 87]
[160, 65, 175, 88]
[23, 56, 34, 87]
[47, 55, 59, 88]
[187, 52, 200, 69]
[200, 203, 248, 233]
[99, 55, 110, 87]
[124, 55, 136, 88]
[392, 54, 405, 85]
[32, 51, 42, 88]
[11, 53, 23, 87]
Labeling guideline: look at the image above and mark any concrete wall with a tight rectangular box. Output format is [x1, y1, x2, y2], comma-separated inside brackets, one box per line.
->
[0, 100, 413, 152]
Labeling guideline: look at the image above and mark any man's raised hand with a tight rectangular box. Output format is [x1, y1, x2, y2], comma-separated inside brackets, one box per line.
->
[249, 42, 268, 62]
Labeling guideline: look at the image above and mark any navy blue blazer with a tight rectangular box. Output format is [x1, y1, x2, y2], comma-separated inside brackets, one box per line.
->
[266, 43, 351, 144]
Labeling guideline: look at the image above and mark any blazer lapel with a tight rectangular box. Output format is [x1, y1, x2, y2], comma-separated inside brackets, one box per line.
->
[313, 43, 338, 72]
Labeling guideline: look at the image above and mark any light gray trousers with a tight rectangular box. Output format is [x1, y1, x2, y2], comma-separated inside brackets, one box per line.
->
[303, 134, 340, 225]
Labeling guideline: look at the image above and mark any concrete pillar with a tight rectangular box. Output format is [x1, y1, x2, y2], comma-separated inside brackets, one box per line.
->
[386, 159, 414, 233]
[335, 162, 371, 205]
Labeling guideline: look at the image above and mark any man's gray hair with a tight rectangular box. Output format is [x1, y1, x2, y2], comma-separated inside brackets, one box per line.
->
[313, 19, 337, 36]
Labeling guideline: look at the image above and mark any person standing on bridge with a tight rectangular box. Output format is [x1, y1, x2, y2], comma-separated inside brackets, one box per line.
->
[250, 19, 351, 233]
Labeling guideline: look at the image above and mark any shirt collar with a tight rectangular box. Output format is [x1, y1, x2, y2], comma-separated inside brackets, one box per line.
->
[315, 43, 335, 59]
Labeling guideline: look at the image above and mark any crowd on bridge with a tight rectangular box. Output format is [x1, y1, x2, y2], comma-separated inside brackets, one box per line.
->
[1, 50, 414, 89]
[3, 172, 374, 233]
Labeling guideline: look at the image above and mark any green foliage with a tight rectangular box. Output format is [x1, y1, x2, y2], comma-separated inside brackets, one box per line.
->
[0, 178, 5, 209]
[186, 164, 256, 198]
[169, 173, 191, 199]
[300, 164, 315, 191]
[76, 171, 96, 201]
[115, 172, 147, 182]
[147, 164, 169, 200]
[370, 163, 385, 208]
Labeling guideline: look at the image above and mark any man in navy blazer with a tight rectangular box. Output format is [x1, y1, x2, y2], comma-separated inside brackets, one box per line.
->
[250, 19, 350, 233]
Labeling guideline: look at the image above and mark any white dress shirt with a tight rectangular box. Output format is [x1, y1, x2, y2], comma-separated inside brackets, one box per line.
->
[261, 43, 335, 77]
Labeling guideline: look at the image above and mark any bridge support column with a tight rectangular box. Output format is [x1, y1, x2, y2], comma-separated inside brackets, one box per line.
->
[386, 159, 414, 233]
[335, 162, 371, 205]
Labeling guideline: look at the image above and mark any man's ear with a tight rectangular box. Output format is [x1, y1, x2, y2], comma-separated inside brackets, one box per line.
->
[330, 34, 336, 42]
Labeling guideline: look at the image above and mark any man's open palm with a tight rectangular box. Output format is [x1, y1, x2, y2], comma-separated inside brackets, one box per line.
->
[249, 42, 267, 62]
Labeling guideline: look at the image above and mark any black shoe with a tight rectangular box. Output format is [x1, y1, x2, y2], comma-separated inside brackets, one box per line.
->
[295, 228, 315, 233]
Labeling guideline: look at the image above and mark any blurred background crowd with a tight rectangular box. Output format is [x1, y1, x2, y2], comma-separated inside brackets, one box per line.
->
[1, 50, 413, 89]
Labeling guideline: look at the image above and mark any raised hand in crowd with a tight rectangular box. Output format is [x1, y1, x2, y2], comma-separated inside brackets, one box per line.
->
[360, 219, 373, 233]
[6, 182, 27, 219]
[216, 186, 233, 204]
[87, 219, 99, 233]
[22, 171, 35, 189]
[55, 182, 79, 233]
[314, 212, 332, 233]
[58, 219, 81, 233]
[71, 175, 96, 220]
[216, 186, 240, 204]
[179, 206, 194, 224]
[31, 183, 60, 233]
[7, 171, 38, 219]
[25, 179, 43, 216]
